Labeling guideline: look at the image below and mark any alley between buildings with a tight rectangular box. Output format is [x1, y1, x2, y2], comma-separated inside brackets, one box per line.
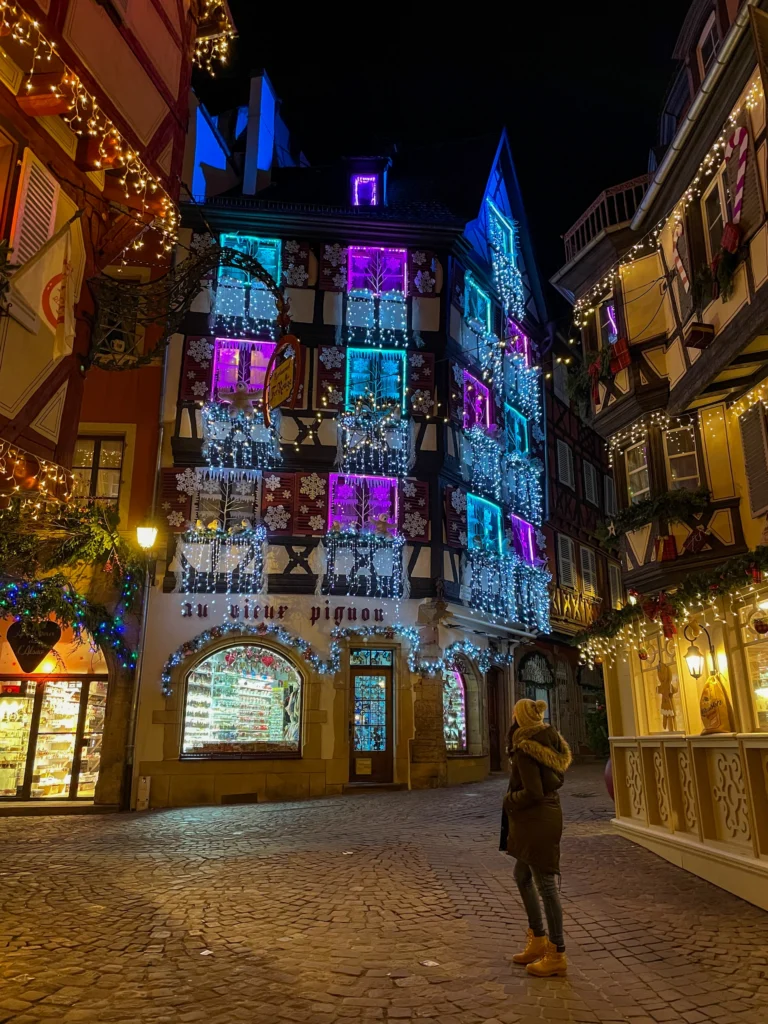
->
[0, 764, 766, 1024]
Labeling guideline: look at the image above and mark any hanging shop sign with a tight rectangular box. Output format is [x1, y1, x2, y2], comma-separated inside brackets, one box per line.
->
[268, 355, 295, 409]
[262, 335, 305, 424]
[6, 620, 62, 673]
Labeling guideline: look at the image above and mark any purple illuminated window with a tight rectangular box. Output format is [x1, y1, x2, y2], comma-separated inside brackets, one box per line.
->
[348, 246, 407, 295]
[510, 514, 536, 565]
[508, 320, 531, 366]
[328, 473, 398, 531]
[351, 174, 378, 207]
[213, 338, 277, 396]
[463, 371, 491, 431]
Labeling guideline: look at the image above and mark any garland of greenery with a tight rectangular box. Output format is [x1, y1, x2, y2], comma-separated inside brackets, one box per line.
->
[596, 488, 710, 542]
[566, 347, 612, 414]
[574, 545, 768, 646]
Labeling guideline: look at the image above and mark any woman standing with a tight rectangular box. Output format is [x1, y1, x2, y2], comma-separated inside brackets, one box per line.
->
[501, 698, 572, 977]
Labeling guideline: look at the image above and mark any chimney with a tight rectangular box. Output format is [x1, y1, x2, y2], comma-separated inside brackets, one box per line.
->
[243, 72, 276, 195]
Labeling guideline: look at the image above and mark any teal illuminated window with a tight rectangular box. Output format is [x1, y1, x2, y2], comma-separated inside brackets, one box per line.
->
[505, 404, 528, 455]
[464, 274, 492, 334]
[345, 348, 406, 413]
[487, 199, 515, 259]
[218, 235, 281, 321]
[467, 493, 502, 554]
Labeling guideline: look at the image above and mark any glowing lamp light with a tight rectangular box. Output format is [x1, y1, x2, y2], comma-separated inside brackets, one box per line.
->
[755, 686, 768, 699]
[684, 642, 705, 680]
[136, 522, 158, 551]
[39, 658, 57, 675]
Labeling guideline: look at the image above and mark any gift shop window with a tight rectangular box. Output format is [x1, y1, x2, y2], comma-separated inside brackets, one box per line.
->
[218, 235, 281, 321]
[213, 338, 276, 396]
[350, 174, 379, 207]
[463, 371, 491, 431]
[701, 172, 730, 263]
[71, 437, 124, 507]
[328, 474, 398, 532]
[510, 514, 536, 564]
[505, 405, 528, 455]
[182, 644, 303, 758]
[664, 427, 700, 491]
[345, 348, 407, 413]
[347, 246, 407, 329]
[598, 299, 618, 347]
[443, 668, 468, 753]
[467, 494, 503, 555]
[625, 442, 650, 504]
[464, 275, 492, 334]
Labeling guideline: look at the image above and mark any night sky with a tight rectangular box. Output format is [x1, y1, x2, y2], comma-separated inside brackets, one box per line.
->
[197, 2, 693, 315]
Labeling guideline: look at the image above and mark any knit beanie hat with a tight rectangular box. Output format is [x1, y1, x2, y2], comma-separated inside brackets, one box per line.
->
[513, 697, 548, 730]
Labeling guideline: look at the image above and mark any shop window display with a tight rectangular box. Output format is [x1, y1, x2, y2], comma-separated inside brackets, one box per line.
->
[0, 684, 34, 797]
[182, 644, 302, 757]
[739, 595, 768, 730]
[30, 681, 82, 798]
[443, 668, 468, 752]
[638, 634, 684, 733]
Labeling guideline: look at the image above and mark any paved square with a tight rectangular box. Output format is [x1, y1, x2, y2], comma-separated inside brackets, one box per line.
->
[0, 764, 766, 1023]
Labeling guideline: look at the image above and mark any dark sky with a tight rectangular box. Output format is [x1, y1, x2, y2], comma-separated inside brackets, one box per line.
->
[197, 2, 693, 308]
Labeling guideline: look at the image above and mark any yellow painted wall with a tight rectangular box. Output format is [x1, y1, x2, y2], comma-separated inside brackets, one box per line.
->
[620, 253, 675, 343]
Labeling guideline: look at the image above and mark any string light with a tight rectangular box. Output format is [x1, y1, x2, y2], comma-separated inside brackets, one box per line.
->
[201, 402, 281, 469]
[192, 0, 237, 75]
[0, 441, 73, 514]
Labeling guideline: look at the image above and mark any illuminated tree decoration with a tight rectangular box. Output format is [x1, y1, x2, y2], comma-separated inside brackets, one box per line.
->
[201, 402, 281, 469]
[487, 199, 525, 322]
[176, 524, 266, 597]
[443, 668, 468, 752]
[346, 247, 409, 347]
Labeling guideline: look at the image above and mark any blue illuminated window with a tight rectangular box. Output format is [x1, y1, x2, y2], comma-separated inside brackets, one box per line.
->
[217, 235, 281, 322]
[464, 274, 492, 334]
[467, 494, 502, 555]
[505, 405, 528, 455]
[345, 348, 407, 413]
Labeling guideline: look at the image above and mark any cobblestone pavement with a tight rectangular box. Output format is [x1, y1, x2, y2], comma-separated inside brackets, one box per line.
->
[1, 764, 767, 1024]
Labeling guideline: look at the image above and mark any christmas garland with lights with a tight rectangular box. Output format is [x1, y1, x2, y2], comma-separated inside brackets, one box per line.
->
[597, 488, 710, 542]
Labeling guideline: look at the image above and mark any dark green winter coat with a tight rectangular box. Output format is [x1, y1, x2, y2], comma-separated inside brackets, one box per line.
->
[502, 724, 572, 875]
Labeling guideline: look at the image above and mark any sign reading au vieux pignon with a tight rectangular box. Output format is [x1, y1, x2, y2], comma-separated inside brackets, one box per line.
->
[181, 599, 387, 626]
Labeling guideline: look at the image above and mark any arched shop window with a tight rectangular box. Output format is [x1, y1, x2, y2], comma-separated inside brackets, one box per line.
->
[443, 668, 468, 753]
[182, 644, 303, 758]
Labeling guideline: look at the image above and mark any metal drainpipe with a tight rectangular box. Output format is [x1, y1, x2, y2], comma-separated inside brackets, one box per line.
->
[631, 0, 756, 230]
[121, 255, 176, 811]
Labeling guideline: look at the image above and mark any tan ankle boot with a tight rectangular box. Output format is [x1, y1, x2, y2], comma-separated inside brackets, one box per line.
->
[512, 929, 550, 965]
[526, 948, 567, 977]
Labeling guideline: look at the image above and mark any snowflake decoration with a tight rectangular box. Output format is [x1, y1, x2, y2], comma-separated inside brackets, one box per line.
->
[285, 240, 300, 255]
[308, 515, 324, 532]
[453, 364, 464, 386]
[264, 474, 282, 491]
[410, 390, 432, 415]
[324, 243, 347, 267]
[300, 473, 326, 499]
[536, 529, 547, 552]
[161, 501, 171, 510]
[298, 505, 309, 515]
[451, 490, 467, 514]
[327, 388, 343, 405]
[418, 498, 426, 506]
[187, 370, 197, 379]
[332, 270, 347, 289]
[191, 233, 216, 253]
[320, 347, 344, 369]
[167, 510, 186, 528]
[282, 490, 292, 499]
[411, 251, 427, 266]
[459, 530, 468, 547]
[414, 270, 435, 294]
[285, 263, 309, 287]
[176, 468, 199, 496]
[234, 477, 256, 497]
[409, 353, 425, 369]
[191, 381, 209, 398]
[401, 480, 416, 498]
[263, 504, 291, 531]
[187, 337, 213, 366]
[402, 511, 428, 538]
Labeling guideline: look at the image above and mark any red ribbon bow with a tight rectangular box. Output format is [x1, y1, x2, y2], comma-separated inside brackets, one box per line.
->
[642, 592, 677, 638]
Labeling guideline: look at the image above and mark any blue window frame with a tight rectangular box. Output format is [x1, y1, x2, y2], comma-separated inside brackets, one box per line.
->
[218, 235, 281, 321]
[467, 494, 502, 555]
[464, 274, 492, 334]
[505, 404, 528, 455]
[345, 348, 407, 413]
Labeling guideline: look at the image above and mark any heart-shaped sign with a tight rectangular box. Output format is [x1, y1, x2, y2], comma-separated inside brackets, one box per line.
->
[6, 620, 62, 673]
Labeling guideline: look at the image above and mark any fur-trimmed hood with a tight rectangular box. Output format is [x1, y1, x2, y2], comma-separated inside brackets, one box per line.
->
[512, 724, 573, 774]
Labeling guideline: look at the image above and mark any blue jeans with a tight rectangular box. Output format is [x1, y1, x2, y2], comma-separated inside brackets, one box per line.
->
[513, 858, 565, 951]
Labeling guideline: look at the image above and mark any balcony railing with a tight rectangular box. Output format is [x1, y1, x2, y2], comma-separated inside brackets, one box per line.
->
[563, 175, 651, 263]
[550, 586, 602, 632]
[321, 531, 405, 598]
[461, 549, 550, 633]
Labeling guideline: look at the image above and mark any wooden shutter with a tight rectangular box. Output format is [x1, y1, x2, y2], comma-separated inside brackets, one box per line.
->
[553, 362, 569, 403]
[448, 361, 464, 424]
[556, 440, 574, 488]
[409, 250, 439, 295]
[407, 351, 435, 415]
[399, 478, 430, 542]
[583, 462, 598, 505]
[9, 150, 59, 266]
[604, 474, 617, 517]
[557, 535, 576, 589]
[159, 468, 194, 533]
[179, 336, 215, 402]
[444, 485, 467, 547]
[294, 472, 328, 536]
[261, 471, 296, 536]
[739, 406, 768, 516]
[319, 243, 348, 291]
[724, 112, 764, 242]
[608, 563, 623, 609]
[282, 240, 312, 288]
[580, 546, 598, 597]
[315, 347, 345, 411]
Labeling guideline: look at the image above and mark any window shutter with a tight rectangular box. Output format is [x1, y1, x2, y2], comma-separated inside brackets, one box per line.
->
[399, 478, 430, 541]
[580, 546, 598, 597]
[159, 468, 194, 533]
[724, 112, 764, 242]
[557, 440, 574, 488]
[444, 485, 467, 547]
[409, 250, 439, 295]
[407, 351, 435, 416]
[319, 243, 348, 291]
[282, 240, 312, 288]
[583, 462, 598, 505]
[261, 472, 296, 536]
[9, 150, 59, 266]
[608, 563, 623, 609]
[740, 406, 768, 516]
[553, 362, 569, 403]
[315, 347, 345, 411]
[604, 474, 617, 517]
[293, 472, 328, 536]
[557, 535, 576, 589]
[179, 336, 215, 402]
[448, 361, 464, 424]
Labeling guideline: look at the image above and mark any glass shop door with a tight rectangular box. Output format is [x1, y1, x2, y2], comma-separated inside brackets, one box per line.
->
[349, 649, 394, 784]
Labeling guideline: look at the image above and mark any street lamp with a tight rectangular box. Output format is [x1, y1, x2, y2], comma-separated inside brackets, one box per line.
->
[136, 519, 158, 551]
[683, 622, 715, 680]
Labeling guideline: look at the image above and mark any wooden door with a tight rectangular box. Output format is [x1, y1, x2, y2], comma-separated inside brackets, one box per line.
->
[349, 649, 394, 783]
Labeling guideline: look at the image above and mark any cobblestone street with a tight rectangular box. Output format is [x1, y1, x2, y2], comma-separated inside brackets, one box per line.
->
[1, 765, 767, 1024]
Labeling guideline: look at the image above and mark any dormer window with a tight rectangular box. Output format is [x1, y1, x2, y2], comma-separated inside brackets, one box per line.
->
[697, 12, 720, 80]
[351, 174, 379, 207]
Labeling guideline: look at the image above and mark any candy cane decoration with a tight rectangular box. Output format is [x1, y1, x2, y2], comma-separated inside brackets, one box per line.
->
[672, 221, 690, 293]
[725, 125, 749, 224]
